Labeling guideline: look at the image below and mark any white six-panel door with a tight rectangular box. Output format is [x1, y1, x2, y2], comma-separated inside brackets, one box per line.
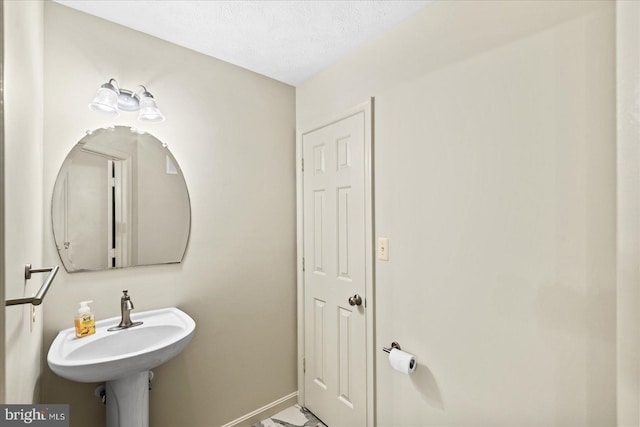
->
[303, 112, 367, 426]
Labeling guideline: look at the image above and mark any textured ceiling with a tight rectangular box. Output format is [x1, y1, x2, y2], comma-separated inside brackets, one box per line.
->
[54, 0, 430, 86]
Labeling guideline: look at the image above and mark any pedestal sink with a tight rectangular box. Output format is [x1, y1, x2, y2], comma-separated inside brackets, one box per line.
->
[47, 307, 196, 427]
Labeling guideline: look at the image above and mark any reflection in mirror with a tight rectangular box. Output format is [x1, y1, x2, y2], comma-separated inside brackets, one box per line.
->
[52, 126, 191, 272]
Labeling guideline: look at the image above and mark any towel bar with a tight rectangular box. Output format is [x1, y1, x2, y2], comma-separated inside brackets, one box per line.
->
[5, 264, 60, 306]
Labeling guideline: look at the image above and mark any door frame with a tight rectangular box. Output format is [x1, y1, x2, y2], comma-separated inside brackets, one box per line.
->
[106, 159, 130, 268]
[296, 99, 375, 426]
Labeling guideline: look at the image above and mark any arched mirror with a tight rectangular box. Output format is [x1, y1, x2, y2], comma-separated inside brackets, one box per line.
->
[52, 126, 191, 272]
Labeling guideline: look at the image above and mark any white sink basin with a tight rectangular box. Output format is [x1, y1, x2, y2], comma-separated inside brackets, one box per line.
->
[47, 307, 196, 383]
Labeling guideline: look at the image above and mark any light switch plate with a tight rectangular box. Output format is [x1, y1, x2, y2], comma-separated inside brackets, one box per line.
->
[378, 237, 389, 261]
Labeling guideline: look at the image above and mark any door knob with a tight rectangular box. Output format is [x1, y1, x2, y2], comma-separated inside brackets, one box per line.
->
[348, 294, 362, 306]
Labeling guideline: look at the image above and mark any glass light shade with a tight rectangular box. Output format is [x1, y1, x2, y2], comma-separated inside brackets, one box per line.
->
[89, 86, 120, 116]
[138, 94, 165, 122]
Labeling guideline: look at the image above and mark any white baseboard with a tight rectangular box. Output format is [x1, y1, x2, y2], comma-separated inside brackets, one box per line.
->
[220, 391, 299, 427]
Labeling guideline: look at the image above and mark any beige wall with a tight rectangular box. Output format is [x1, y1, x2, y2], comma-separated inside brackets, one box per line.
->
[374, 8, 615, 426]
[3, 0, 45, 404]
[616, 1, 640, 425]
[298, 1, 617, 425]
[296, 1, 608, 131]
[41, 3, 296, 426]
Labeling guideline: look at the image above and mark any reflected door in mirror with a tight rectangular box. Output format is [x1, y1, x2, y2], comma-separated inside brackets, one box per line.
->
[52, 126, 191, 272]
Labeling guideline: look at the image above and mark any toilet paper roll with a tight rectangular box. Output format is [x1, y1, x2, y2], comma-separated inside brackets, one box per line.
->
[389, 348, 417, 374]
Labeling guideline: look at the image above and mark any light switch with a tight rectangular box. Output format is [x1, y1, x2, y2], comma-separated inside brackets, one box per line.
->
[378, 237, 389, 261]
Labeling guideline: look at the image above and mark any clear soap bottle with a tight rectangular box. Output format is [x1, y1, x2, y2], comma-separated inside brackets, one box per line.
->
[75, 300, 96, 338]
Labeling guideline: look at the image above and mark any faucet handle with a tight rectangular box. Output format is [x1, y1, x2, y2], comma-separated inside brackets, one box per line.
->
[122, 290, 133, 309]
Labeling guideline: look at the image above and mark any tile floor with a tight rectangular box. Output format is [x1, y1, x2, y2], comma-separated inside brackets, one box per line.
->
[252, 404, 327, 427]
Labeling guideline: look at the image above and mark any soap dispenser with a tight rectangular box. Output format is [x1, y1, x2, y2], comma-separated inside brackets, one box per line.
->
[75, 300, 96, 338]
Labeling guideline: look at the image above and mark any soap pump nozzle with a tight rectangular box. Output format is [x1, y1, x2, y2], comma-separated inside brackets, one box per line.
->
[78, 300, 93, 315]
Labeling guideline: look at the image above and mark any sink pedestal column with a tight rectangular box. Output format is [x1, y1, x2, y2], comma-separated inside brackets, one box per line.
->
[105, 371, 149, 427]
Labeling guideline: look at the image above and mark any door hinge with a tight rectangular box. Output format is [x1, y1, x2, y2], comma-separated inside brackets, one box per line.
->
[303, 357, 306, 373]
[302, 257, 305, 272]
[302, 158, 304, 172]
[110, 177, 116, 187]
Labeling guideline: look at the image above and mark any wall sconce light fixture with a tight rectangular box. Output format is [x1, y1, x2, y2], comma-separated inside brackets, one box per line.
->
[89, 78, 165, 122]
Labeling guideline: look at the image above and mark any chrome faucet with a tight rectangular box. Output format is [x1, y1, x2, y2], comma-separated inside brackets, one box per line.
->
[108, 290, 143, 331]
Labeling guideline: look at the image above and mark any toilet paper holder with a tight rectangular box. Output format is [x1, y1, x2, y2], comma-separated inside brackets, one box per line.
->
[382, 341, 402, 353]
